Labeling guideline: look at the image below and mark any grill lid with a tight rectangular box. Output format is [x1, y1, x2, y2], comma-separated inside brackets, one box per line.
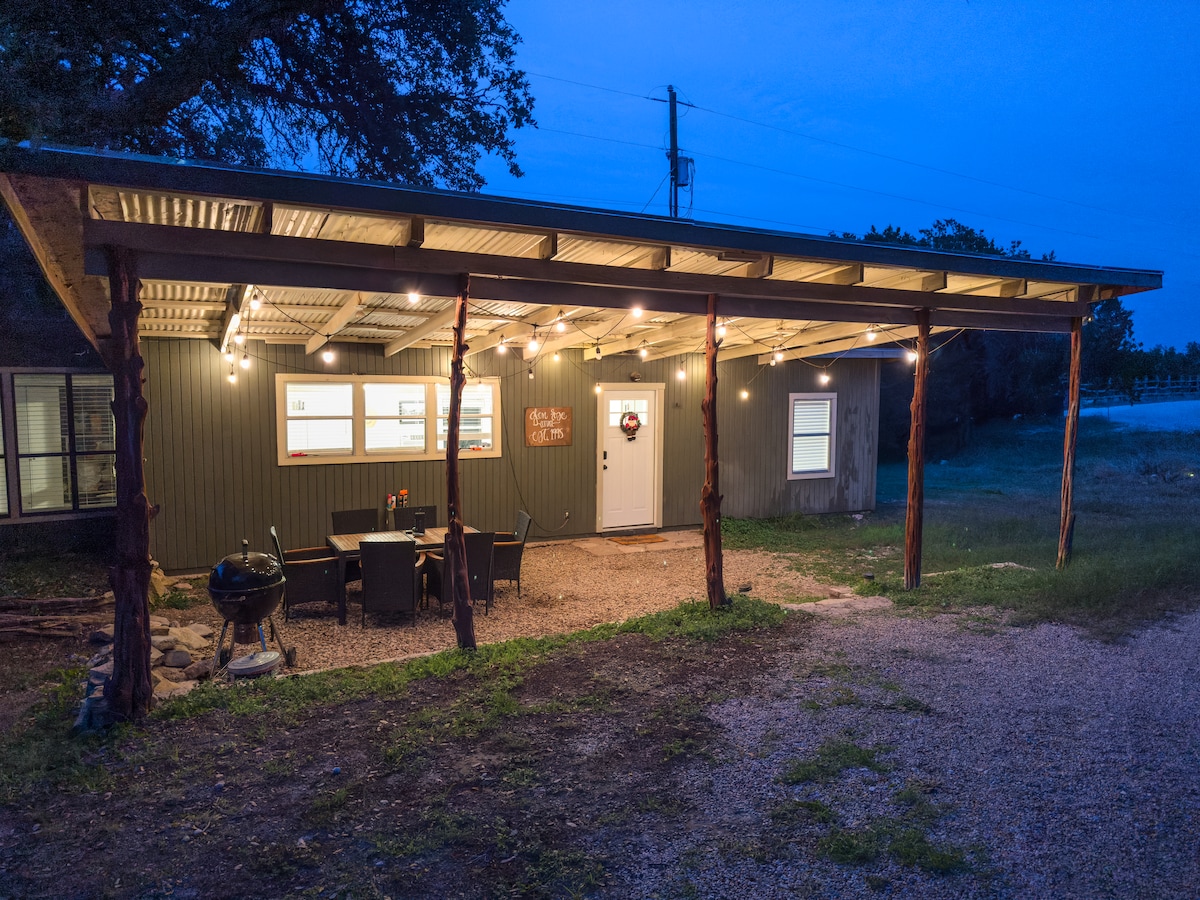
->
[209, 539, 284, 594]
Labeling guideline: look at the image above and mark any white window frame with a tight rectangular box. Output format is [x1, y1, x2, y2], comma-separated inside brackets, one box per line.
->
[276, 374, 502, 466]
[787, 393, 836, 480]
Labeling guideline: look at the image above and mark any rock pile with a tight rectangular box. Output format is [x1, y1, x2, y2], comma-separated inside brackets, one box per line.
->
[87, 612, 216, 703]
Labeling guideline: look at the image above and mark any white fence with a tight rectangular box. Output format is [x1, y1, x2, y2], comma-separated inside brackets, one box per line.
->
[1083, 375, 1200, 407]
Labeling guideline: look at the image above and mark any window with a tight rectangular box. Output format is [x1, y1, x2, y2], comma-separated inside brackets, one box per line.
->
[787, 393, 836, 480]
[12, 373, 116, 513]
[277, 375, 501, 465]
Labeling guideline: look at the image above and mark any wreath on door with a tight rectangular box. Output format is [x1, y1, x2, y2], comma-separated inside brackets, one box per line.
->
[619, 411, 641, 441]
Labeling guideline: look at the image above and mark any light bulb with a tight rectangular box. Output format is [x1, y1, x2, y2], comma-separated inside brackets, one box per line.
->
[555, 319, 566, 333]
[594, 345, 602, 360]
[528, 369, 534, 380]
[594, 382, 602, 394]
[496, 340, 507, 355]
[906, 350, 919, 363]
[528, 336, 540, 353]
[770, 358, 777, 367]
[716, 323, 727, 338]
[322, 348, 335, 364]
[740, 389, 749, 400]
[407, 291, 420, 304]
[552, 351, 561, 362]
[631, 306, 643, 319]
[639, 346, 648, 359]
[249, 297, 262, 311]
[223, 350, 234, 363]
[865, 327, 877, 342]
[819, 371, 831, 385]
[676, 366, 686, 381]
[774, 350, 784, 362]
[240, 353, 250, 370]
[234, 332, 246, 346]
[227, 371, 237, 384]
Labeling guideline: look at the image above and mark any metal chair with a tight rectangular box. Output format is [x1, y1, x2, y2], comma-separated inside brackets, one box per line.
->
[359, 539, 425, 626]
[426, 531, 496, 613]
[270, 525, 342, 621]
[493, 510, 531, 598]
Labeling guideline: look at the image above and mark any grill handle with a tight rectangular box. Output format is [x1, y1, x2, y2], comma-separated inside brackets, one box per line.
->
[242, 539, 249, 562]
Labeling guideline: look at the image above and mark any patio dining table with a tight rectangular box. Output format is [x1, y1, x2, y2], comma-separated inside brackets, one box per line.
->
[326, 526, 477, 624]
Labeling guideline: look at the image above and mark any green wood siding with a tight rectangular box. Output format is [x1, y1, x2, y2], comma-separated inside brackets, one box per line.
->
[141, 340, 879, 571]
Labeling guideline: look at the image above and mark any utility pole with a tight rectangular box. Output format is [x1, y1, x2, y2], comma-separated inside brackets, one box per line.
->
[668, 85, 680, 218]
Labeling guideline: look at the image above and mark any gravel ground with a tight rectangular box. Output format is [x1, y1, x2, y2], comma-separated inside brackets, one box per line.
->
[170, 533, 1200, 897]
[611, 607, 1200, 898]
[180, 532, 829, 672]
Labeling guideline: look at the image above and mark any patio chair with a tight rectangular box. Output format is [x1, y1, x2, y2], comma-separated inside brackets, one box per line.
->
[359, 539, 425, 626]
[493, 510, 532, 598]
[331, 508, 380, 582]
[425, 531, 496, 613]
[392, 504, 439, 531]
[270, 525, 342, 621]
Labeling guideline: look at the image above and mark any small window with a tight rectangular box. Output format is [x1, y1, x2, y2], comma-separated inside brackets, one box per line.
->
[435, 383, 496, 452]
[285, 382, 353, 456]
[365, 382, 427, 453]
[787, 393, 836, 480]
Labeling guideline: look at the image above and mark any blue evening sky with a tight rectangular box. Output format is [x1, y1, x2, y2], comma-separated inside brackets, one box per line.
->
[476, 0, 1199, 350]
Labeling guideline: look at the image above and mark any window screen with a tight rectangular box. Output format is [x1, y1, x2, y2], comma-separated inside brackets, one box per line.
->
[365, 382, 426, 453]
[436, 383, 496, 451]
[285, 382, 353, 455]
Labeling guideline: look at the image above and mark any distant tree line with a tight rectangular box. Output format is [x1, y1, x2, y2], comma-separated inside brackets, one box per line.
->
[837, 220, 1200, 460]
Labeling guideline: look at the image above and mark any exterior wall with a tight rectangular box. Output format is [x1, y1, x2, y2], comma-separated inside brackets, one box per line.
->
[718, 356, 879, 518]
[141, 338, 877, 571]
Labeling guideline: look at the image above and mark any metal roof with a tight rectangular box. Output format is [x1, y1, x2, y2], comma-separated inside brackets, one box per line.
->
[0, 143, 1162, 365]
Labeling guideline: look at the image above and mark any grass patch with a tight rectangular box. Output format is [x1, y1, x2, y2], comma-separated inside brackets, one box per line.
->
[780, 738, 893, 784]
[770, 798, 836, 825]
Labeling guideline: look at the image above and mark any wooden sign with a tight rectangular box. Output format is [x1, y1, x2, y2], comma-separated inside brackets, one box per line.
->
[525, 406, 573, 446]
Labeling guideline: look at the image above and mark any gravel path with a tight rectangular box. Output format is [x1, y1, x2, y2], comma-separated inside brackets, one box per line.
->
[617, 606, 1200, 898]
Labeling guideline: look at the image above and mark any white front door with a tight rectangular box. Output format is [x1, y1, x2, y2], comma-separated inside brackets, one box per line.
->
[598, 387, 661, 530]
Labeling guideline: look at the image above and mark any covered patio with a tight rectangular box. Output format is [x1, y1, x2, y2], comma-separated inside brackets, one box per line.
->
[0, 144, 1161, 715]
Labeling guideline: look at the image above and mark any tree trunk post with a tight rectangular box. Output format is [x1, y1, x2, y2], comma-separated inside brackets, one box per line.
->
[103, 246, 155, 722]
[903, 309, 931, 591]
[1057, 316, 1083, 570]
[445, 280, 477, 650]
[701, 294, 729, 609]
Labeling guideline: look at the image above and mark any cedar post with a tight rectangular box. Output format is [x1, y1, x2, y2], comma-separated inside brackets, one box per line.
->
[445, 280, 477, 650]
[1057, 316, 1083, 569]
[903, 309, 931, 590]
[103, 246, 155, 722]
[701, 294, 729, 609]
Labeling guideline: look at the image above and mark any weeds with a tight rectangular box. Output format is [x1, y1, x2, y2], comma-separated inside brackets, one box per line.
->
[780, 738, 893, 784]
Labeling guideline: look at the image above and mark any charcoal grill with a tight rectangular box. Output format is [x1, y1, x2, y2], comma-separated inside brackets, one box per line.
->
[208, 539, 297, 674]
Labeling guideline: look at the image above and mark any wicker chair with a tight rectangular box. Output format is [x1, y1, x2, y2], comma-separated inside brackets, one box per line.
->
[493, 510, 531, 598]
[270, 526, 342, 621]
[330, 508, 380, 582]
[359, 539, 425, 626]
[426, 531, 496, 613]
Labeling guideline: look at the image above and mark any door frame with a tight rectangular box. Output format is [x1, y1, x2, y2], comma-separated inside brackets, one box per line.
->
[595, 382, 666, 532]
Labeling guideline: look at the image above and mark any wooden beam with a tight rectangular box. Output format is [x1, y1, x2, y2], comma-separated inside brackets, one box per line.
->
[520, 309, 626, 360]
[305, 291, 363, 355]
[591, 314, 699, 357]
[903, 309, 931, 590]
[701, 293, 729, 610]
[382, 307, 457, 357]
[82, 220, 1093, 319]
[1057, 316, 1083, 569]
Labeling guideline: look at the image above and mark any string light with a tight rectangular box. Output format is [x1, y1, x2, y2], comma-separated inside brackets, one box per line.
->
[631, 306, 643, 318]
[639, 342, 648, 359]
[234, 332, 246, 346]
[594, 382, 602, 394]
[249, 296, 262, 311]
[223, 350, 235, 363]
[555, 310, 567, 332]
[527, 332, 540, 353]
[496, 336, 507, 355]
[774, 349, 785, 363]
[240, 353, 251, 370]
[906, 349, 919, 363]
[716, 320, 727, 338]
[552, 351, 561, 362]
[527, 368, 534, 380]
[594, 345, 602, 360]
[676, 365, 686, 381]
[819, 370, 831, 385]
[407, 291, 420, 304]
[740, 388, 749, 400]
[865, 326, 877, 342]
[322, 347, 335, 364]
[227, 370, 237, 384]
[769, 358, 777, 367]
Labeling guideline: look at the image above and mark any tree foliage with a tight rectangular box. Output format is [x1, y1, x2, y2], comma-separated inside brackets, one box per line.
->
[0, 0, 534, 190]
